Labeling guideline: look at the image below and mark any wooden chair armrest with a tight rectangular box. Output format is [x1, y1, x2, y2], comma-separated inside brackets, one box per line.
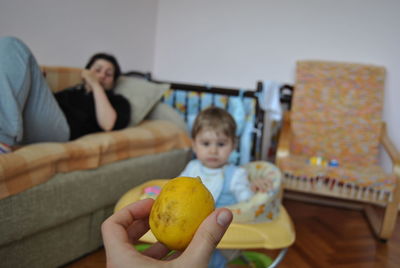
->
[276, 111, 291, 167]
[381, 123, 400, 176]
[381, 123, 400, 213]
[380, 126, 400, 240]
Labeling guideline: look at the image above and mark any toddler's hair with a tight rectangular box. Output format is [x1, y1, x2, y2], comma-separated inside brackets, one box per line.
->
[191, 106, 236, 141]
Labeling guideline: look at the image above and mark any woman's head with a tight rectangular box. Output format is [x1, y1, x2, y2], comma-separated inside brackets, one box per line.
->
[191, 106, 236, 168]
[85, 53, 121, 90]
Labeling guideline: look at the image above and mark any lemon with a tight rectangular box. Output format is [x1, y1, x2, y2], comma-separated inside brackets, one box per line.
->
[149, 176, 215, 251]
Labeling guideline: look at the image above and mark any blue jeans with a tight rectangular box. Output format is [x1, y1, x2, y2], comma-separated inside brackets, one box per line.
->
[0, 36, 69, 145]
[209, 250, 227, 268]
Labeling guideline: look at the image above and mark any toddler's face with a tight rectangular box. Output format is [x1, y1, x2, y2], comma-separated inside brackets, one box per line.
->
[192, 129, 234, 169]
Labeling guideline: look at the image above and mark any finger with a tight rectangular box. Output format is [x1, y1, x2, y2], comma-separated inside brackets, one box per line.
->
[163, 251, 182, 261]
[126, 215, 151, 242]
[102, 199, 154, 251]
[112, 198, 154, 228]
[180, 208, 232, 266]
[142, 242, 171, 259]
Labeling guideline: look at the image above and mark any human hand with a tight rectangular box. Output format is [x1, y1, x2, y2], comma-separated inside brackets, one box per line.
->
[250, 177, 273, 193]
[101, 198, 233, 268]
[81, 69, 101, 92]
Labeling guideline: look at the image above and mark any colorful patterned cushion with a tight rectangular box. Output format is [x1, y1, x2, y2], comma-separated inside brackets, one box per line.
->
[290, 121, 382, 166]
[291, 61, 385, 166]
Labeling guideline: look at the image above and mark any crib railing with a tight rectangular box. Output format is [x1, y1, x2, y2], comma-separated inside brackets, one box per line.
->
[123, 71, 293, 164]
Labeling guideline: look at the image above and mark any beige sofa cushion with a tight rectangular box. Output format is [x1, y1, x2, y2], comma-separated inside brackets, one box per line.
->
[114, 76, 169, 126]
[0, 120, 191, 199]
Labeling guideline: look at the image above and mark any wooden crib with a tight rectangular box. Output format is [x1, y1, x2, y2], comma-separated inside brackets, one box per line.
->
[124, 70, 293, 164]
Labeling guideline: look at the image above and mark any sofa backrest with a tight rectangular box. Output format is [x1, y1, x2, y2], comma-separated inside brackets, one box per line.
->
[41, 65, 171, 128]
[41, 66, 83, 93]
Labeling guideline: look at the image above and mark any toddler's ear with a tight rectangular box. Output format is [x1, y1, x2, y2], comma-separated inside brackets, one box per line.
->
[233, 136, 238, 147]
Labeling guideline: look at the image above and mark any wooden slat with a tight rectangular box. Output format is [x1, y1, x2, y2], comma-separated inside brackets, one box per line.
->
[283, 181, 389, 206]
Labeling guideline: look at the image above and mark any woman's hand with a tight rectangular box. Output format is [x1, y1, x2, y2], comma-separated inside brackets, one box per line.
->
[101, 198, 233, 268]
[81, 69, 101, 93]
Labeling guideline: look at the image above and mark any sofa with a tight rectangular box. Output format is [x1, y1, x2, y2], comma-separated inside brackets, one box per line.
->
[0, 67, 192, 268]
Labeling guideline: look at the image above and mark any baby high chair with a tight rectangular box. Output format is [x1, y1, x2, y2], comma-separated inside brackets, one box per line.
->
[114, 161, 295, 267]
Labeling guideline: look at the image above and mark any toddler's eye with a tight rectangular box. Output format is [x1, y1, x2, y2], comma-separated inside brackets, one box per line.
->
[217, 142, 226, 147]
[201, 142, 210, 147]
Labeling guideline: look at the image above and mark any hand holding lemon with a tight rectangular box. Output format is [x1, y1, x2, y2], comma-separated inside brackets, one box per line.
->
[102, 177, 232, 267]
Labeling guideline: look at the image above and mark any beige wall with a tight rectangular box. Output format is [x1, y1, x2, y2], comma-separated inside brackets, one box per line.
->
[0, 0, 158, 72]
[154, 0, 400, 169]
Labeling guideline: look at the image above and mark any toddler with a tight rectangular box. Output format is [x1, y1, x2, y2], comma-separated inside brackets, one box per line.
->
[179, 106, 255, 208]
[180, 106, 265, 267]
[179, 106, 273, 267]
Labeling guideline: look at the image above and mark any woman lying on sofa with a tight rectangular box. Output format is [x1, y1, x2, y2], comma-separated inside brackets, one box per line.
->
[0, 36, 131, 154]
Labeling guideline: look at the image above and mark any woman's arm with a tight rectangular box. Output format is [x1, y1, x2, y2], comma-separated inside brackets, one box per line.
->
[82, 70, 117, 131]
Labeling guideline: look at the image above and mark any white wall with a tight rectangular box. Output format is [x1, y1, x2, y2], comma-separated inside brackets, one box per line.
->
[0, 0, 399, 168]
[154, 0, 400, 168]
[0, 0, 158, 72]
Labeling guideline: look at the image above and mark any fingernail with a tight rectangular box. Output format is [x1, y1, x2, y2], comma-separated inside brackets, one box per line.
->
[217, 210, 232, 227]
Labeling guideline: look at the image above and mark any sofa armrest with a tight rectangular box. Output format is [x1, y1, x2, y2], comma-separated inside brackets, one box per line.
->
[41, 66, 83, 93]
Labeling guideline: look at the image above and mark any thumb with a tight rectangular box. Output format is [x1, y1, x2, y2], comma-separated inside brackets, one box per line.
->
[180, 208, 233, 266]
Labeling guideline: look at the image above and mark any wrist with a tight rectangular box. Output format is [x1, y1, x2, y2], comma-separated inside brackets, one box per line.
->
[90, 82, 104, 92]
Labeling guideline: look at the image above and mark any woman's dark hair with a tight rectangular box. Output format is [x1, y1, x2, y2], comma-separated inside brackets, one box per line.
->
[85, 53, 121, 82]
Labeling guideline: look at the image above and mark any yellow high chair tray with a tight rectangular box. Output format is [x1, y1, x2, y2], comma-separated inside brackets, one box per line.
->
[114, 179, 295, 250]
